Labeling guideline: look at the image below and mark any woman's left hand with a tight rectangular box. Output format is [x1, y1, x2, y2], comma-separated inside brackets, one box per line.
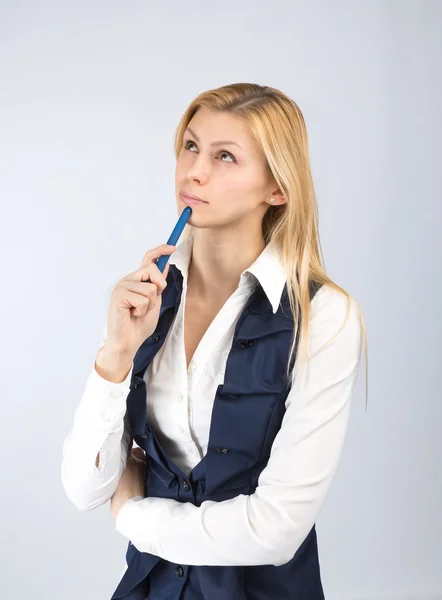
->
[111, 447, 146, 520]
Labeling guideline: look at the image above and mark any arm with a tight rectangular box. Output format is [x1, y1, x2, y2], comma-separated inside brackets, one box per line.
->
[115, 286, 363, 566]
[61, 323, 134, 511]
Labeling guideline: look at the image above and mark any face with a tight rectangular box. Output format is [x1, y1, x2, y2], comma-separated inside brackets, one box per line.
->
[175, 107, 282, 230]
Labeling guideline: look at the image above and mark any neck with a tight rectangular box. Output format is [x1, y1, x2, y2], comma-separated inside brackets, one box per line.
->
[186, 230, 266, 303]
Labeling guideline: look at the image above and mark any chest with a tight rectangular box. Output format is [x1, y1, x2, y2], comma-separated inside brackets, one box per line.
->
[183, 295, 227, 371]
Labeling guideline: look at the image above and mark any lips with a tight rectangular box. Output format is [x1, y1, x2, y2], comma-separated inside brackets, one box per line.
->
[181, 191, 206, 202]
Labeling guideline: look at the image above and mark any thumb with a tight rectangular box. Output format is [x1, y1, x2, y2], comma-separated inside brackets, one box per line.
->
[131, 447, 146, 462]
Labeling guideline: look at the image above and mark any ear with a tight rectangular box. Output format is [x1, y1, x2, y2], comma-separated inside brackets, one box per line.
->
[269, 189, 287, 206]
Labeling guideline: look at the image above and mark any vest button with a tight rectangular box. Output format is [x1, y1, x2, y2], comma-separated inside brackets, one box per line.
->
[175, 566, 184, 577]
[216, 448, 229, 454]
[230, 394, 237, 398]
[152, 335, 160, 343]
[183, 480, 190, 491]
[240, 339, 253, 348]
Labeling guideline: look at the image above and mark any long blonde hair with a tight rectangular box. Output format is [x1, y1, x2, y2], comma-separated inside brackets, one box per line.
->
[173, 83, 368, 408]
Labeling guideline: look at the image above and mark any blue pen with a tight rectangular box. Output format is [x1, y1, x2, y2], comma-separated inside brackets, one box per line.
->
[154, 206, 193, 274]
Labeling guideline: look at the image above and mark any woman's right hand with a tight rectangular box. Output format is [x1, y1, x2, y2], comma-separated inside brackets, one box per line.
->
[103, 243, 176, 358]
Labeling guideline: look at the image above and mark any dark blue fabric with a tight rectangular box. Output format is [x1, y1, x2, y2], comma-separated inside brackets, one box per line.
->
[110, 263, 325, 599]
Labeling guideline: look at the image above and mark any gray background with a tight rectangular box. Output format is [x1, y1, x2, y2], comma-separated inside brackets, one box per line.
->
[0, 1, 440, 599]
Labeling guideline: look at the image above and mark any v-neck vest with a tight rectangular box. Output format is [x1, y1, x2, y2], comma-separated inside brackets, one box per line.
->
[110, 263, 325, 600]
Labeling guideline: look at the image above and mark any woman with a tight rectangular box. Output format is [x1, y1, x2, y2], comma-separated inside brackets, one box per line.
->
[62, 83, 367, 599]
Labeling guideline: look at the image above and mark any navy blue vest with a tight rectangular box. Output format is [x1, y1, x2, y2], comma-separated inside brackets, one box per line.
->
[110, 263, 324, 600]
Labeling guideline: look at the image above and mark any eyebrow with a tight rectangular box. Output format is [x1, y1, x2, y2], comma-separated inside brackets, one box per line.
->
[185, 127, 244, 151]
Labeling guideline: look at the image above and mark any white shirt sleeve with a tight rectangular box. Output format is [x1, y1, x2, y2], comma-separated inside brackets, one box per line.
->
[61, 323, 134, 511]
[115, 286, 363, 567]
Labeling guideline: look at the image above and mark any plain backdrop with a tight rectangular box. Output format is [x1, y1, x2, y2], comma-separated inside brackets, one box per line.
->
[0, 1, 441, 599]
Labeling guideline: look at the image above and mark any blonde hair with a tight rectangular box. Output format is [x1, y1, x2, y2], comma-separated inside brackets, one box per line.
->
[173, 83, 368, 408]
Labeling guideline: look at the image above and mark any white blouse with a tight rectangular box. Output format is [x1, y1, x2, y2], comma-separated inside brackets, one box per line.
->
[61, 235, 363, 567]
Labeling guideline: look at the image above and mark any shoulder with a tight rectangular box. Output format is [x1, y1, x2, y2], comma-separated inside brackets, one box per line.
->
[308, 284, 363, 358]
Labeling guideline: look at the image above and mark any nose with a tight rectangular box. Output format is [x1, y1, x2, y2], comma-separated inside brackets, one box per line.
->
[186, 153, 210, 184]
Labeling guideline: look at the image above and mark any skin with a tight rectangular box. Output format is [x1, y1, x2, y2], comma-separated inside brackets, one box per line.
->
[111, 106, 287, 520]
[175, 106, 286, 302]
[110, 447, 146, 520]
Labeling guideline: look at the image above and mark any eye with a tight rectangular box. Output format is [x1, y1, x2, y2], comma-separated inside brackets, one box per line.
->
[184, 140, 197, 152]
[183, 139, 236, 163]
[218, 150, 235, 164]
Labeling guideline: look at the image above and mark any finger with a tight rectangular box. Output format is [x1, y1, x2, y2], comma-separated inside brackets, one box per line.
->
[115, 282, 161, 317]
[140, 244, 176, 268]
[122, 279, 166, 299]
[116, 289, 152, 317]
[123, 262, 168, 293]
[139, 263, 168, 290]
[131, 447, 145, 460]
